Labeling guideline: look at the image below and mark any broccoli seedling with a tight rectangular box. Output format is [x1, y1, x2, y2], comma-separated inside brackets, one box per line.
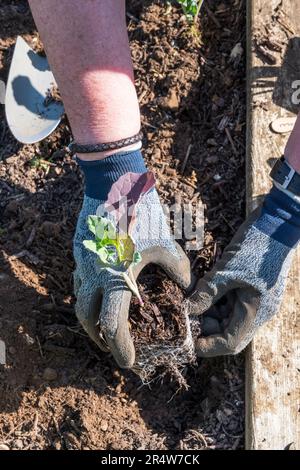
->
[84, 215, 144, 305]
[83, 171, 156, 306]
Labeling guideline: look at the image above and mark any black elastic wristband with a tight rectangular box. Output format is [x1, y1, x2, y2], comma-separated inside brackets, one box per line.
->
[270, 156, 300, 196]
[68, 131, 143, 155]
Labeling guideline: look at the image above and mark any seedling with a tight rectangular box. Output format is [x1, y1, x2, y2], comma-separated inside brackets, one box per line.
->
[175, 0, 204, 23]
[84, 215, 143, 304]
[83, 171, 156, 306]
[29, 155, 53, 173]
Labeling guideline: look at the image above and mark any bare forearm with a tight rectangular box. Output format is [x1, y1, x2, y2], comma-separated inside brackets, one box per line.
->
[285, 112, 300, 173]
[28, 0, 141, 158]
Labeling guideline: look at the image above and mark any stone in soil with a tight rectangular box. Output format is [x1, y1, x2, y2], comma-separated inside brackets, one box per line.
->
[0, 444, 10, 450]
[43, 368, 58, 382]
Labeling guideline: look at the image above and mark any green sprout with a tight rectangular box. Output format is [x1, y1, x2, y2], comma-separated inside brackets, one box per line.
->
[29, 155, 53, 173]
[176, 0, 204, 23]
[83, 215, 143, 306]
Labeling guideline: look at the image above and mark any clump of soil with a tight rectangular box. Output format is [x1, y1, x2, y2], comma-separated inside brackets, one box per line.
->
[44, 85, 62, 107]
[129, 267, 233, 388]
[131, 266, 186, 344]
[130, 266, 198, 389]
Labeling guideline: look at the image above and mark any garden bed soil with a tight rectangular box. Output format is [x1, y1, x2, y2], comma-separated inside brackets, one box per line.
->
[130, 266, 198, 388]
[0, 0, 246, 450]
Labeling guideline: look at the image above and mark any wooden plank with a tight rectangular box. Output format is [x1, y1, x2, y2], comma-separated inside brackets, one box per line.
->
[246, 0, 300, 450]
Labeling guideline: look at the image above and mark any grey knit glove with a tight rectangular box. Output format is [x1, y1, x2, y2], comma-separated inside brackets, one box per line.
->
[73, 151, 191, 368]
[186, 185, 300, 357]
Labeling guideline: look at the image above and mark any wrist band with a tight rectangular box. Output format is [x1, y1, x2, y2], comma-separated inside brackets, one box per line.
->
[270, 156, 300, 196]
[68, 131, 143, 155]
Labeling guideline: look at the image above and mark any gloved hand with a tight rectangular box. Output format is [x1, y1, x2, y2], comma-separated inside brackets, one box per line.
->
[185, 185, 300, 357]
[73, 150, 191, 368]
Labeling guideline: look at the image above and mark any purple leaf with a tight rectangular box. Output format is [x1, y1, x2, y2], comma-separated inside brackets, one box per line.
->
[105, 171, 155, 233]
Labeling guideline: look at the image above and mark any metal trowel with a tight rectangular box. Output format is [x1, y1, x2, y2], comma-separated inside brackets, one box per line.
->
[5, 36, 64, 144]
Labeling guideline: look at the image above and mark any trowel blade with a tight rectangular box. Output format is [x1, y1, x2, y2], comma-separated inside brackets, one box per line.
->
[5, 36, 64, 144]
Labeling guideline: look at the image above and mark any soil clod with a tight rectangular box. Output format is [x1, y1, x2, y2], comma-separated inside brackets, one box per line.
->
[130, 265, 197, 388]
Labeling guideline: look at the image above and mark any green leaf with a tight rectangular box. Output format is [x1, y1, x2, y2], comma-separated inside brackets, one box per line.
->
[83, 239, 99, 255]
[84, 215, 143, 270]
[87, 215, 99, 235]
[94, 217, 117, 243]
[118, 236, 135, 262]
[87, 215, 118, 246]
[83, 214, 144, 302]
[105, 245, 119, 264]
[97, 246, 111, 265]
[133, 252, 142, 265]
[175, 0, 203, 21]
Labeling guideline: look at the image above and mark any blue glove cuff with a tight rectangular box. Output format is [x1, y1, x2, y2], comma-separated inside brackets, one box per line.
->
[76, 150, 147, 200]
[255, 186, 300, 248]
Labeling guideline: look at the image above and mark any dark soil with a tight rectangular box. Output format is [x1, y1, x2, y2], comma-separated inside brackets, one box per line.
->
[0, 0, 246, 450]
[131, 266, 187, 346]
[44, 85, 62, 107]
[130, 266, 196, 388]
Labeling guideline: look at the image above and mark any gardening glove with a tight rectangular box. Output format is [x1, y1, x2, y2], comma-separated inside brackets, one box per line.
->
[185, 184, 300, 357]
[73, 149, 191, 368]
